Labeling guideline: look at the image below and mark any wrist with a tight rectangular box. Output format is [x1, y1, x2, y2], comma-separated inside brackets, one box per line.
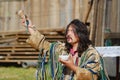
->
[28, 25, 36, 31]
[73, 66, 78, 73]
[70, 64, 77, 73]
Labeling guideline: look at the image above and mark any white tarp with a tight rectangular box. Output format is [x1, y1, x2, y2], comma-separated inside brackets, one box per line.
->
[95, 46, 120, 57]
[95, 46, 120, 77]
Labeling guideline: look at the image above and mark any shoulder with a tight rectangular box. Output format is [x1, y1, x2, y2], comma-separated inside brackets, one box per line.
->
[83, 45, 101, 60]
[53, 41, 67, 55]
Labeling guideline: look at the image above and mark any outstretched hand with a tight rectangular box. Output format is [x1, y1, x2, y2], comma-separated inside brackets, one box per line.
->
[17, 10, 35, 34]
[21, 18, 32, 28]
[21, 18, 35, 34]
[17, 10, 33, 28]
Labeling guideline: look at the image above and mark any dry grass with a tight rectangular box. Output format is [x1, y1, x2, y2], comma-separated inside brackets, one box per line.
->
[0, 66, 36, 80]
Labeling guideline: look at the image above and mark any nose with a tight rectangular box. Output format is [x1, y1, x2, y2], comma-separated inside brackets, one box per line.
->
[66, 31, 72, 38]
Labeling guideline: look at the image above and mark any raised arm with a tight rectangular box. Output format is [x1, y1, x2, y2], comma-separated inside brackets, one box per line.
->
[17, 10, 50, 51]
[16, 10, 35, 34]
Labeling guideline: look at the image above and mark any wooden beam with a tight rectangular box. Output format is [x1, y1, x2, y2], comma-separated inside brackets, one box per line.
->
[111, 0, 118, 32]
[104, 33, 120, 39]
[0, 0, 27, 2]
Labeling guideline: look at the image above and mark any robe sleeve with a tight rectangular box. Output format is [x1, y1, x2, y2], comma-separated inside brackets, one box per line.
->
[75, 49, 101, 80]
[26, 30, 51, 51]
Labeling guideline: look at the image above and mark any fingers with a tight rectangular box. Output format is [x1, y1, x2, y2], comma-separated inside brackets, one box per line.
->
[20, 18, 25, 26]
[59, 58, 67, 64]
[68, 54, 72, 60]
[21, 19, 27, 27]
[59, 55, 72, 65]
[21, 18, 32, 27]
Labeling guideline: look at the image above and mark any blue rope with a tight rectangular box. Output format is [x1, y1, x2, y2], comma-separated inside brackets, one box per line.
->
[26, 19, 29, 32]
[36, 48, 43, 80]
[99, 56, 108, 80]
[50, 43, 55, 79]
[25, 15, 29, 33]
[36, 49, 48, 80]
[41, 51, 47, 80]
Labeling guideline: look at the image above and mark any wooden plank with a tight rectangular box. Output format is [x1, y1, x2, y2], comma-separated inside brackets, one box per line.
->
[104, 33, 120, 39]
[91, 0, 98, 45]
[0, 28, 64, 34]
[0, 56, 5, 59]
[117, 0, 120, 32]
[94, 0, 104, 46]
[0, 29, 65, 63]
[0, 60, 38, 63]
[0, 52, 39, 55]
[0, 44, 31, 47]
[45, 35, 64, 38]
[0, 46, 34, 49]
[0, 0, 27, 2]
[0, 37, 17, 43]
[111, 0, 118, 32]
[49, 0, 59, 28]
[17, 35, 65, 39]
[0, 48, 37, 52]
[7, 56, 39, 59]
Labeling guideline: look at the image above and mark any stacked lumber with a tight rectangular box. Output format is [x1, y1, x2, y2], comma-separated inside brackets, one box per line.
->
[104, 33, 120, 39]
[0, 28, 65, 64]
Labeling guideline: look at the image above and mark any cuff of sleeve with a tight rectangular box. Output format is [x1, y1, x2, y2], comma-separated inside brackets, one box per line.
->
[26, 30, 45, 49]
[75, 67, 92, 80]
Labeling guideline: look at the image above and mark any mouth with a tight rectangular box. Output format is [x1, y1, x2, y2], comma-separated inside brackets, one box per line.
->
[66, 36, 72, 41]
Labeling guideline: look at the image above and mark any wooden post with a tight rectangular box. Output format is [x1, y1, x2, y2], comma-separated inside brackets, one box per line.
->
[9, 1, 21, 31]
[101, 0, 107, 46]
[49, 0, 60, 28]
[91, 0, 98, 45]
[0, 2, 5, 32]
[83, 0, 93, 23]
[59, 0, 66, 27]
[79, 0, 83, 20]
[82, 0, 88, 22]
[64, 0, 73, 24]
[95, 0, 104, 46]
[3, 2, 9, 31]
[91, 0, 105, 46]
[40, 0, 49, 28]
[117, 0, 120, 32]
[111, 0, 118, 32]
[0, 0, 27, 32]
[74, 0, 80, 19]
[30, 0, 41, 28]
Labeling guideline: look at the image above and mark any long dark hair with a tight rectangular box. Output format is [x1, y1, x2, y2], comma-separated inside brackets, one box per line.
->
[65, 19, 92, 57]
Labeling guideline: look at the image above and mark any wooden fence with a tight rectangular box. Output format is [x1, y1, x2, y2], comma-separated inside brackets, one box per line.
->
[0, 28, 65, 64]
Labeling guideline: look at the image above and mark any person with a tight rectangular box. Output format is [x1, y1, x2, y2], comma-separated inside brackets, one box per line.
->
[20, 17, 109, 80]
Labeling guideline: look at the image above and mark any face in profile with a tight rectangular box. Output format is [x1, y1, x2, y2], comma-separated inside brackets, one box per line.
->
[66, 25, 79, 45]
